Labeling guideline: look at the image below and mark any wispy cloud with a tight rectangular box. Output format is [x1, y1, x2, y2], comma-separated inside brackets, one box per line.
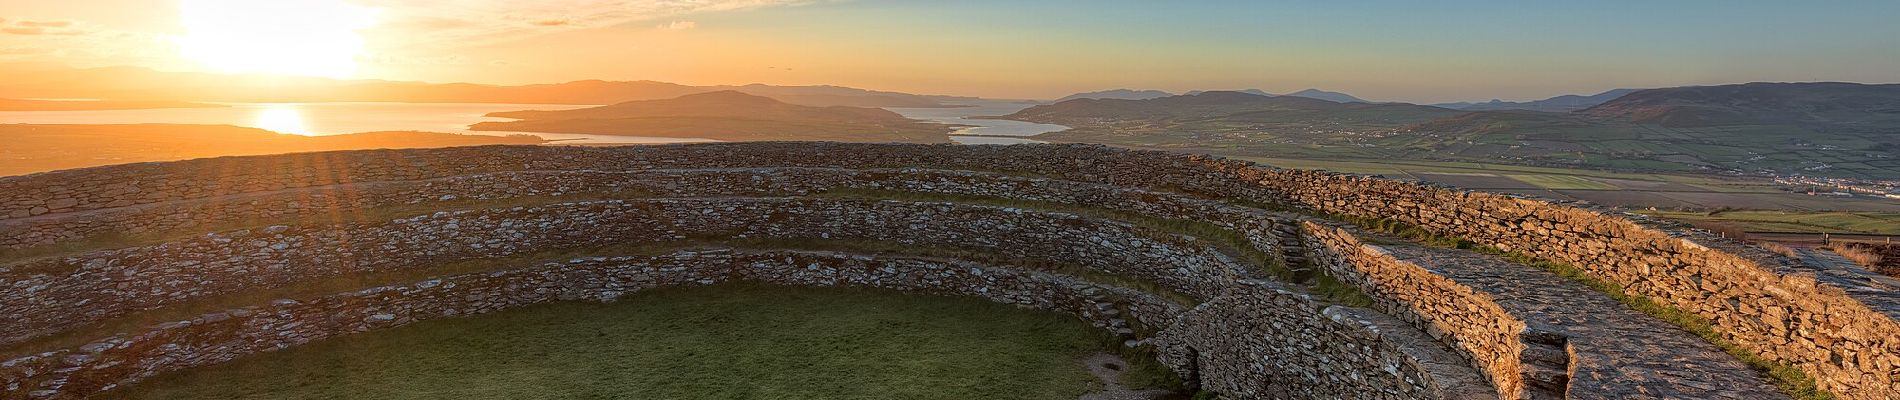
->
[1, 19, 89, 36]
[356, 0, 812, 48]
[657, 21, 697, 30]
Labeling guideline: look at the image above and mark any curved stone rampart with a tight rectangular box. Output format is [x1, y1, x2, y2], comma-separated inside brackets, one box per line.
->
[0, 250, 1470, 399]
[0, 143, 1289, 219]
[1, 142, 1883, 398]
[2, 199, 1247, 346]
[1, 167, 1299, 264]
[1259, 171, 1899, 398]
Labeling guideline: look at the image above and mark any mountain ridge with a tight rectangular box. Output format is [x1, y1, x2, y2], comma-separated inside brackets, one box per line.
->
[1433, 88, 1639, 112]
[472, 91, 953, 143]
[0, 65, 958, 108]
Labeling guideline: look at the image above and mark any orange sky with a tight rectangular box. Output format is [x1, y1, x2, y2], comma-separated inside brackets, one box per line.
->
[2, 0, 1898, 102]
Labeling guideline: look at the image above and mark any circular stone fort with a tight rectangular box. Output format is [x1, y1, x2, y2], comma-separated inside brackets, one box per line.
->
[0, 143, 1895, 399]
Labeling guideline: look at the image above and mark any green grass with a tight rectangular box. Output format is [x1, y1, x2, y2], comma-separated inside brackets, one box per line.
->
[1636, 210, 1900, 235]
[1337, 215, 1836, 400]
[1231, 155, 1781, 191]
[1504, 174, 1617, 190]
[115, 284, 1171, 400]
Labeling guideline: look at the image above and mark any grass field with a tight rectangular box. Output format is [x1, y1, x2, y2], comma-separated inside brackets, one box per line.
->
[1232, 155, 1900, 213]
[1635, 210, 1900, 235]
[117, 285, 1161, 400]
[1505, 174, 1619, 190]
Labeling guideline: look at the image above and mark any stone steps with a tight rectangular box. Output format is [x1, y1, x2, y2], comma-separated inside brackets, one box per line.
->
[1367, 234, 1787, 399]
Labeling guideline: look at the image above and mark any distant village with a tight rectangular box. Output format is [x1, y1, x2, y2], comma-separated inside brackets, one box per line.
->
[1775, 175, 1900, 200]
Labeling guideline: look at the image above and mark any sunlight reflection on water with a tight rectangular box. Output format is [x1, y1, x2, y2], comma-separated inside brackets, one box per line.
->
[252, 105, 313, 135]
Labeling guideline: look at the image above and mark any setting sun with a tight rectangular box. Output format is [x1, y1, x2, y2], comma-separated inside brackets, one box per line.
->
[176, 0, 378, 78]
[252, 106, 312, 135]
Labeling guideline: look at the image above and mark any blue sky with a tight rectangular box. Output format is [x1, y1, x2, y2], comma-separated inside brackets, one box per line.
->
[3, 0, 1896, 101]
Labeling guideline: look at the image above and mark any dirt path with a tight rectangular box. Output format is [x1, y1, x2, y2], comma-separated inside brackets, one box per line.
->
[1078, 352, 1176, 400]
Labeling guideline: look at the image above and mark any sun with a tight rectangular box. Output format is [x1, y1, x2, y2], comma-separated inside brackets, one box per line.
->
[253, 106, 313, 135]
[176, 0, 379, 78]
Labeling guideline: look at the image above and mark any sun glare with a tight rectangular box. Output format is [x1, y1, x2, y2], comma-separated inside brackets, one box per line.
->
[253, 106, 313, 135]
[176, 0, 378, 78]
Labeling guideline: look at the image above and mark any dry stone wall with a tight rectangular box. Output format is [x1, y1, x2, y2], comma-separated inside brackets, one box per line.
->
[0, 250, 1187, 398]
[1152, 279, 1495, 400]
[1, 247, 1481, 399]
[0, 144, 1269, 218]
[3, 142, 1887, 398]
[1302, 222, 1566, 399]
[1256, 171, 1900, 398]
[2, 198, 1248, 346]
[2, 167, 1302, 269]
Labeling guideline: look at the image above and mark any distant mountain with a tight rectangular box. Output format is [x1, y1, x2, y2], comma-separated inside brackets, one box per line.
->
[996, 91, 1459, 142]
[1433, 89, 1638, 112]
[1285, 89, 1370, 103]
[1398, 82, 1900, 177]
[1184, 89, 1274, 97]
[0, 124, 542, 177]
[1581, 82, 1900, 128]
[999, 81, 1900, 178]
[472, 91, 952, 143]
[1054, 89, 1174, 102]
[0, 65, 957, 108]
[0, 98, 224, 111]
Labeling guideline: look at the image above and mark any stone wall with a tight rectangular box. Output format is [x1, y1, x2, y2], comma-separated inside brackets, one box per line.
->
[1301, 222, 1567, 399]
[5, 142, 1890, 397]
[0, 143, 1290, 219]
[1256, 171, 1900, 398]
[0, 248, 1491, 399]
[0, 250, 1187, 398]
[2, 168, 1303, 282]
[1152, 279, 1494, 400]
[2, 198, 1250, 346]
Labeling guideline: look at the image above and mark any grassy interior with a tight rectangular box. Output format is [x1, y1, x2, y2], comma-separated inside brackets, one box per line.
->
[113, 284, 1172, 400]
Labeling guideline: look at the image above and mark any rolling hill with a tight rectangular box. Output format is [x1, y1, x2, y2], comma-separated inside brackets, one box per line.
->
[997, 91, 1460, 143]
[471, 91, 953, 143]
[1580, 82, 1900, 128]
[1284, 89, 1370, 103]
[0, 64, 957, 108]
[1433, 89, 1638, 112]
[1184, 89, 1274, 97]
[1399, 83, 1900, 177]
[0, 124, 544, 176]
[0, 99, 225, 111]
[1054, 89, 1175, 102]
[1003, 82, 1900, 179]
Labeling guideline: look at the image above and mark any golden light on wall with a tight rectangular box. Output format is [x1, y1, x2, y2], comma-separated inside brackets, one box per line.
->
[175, 0, 379, 78]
